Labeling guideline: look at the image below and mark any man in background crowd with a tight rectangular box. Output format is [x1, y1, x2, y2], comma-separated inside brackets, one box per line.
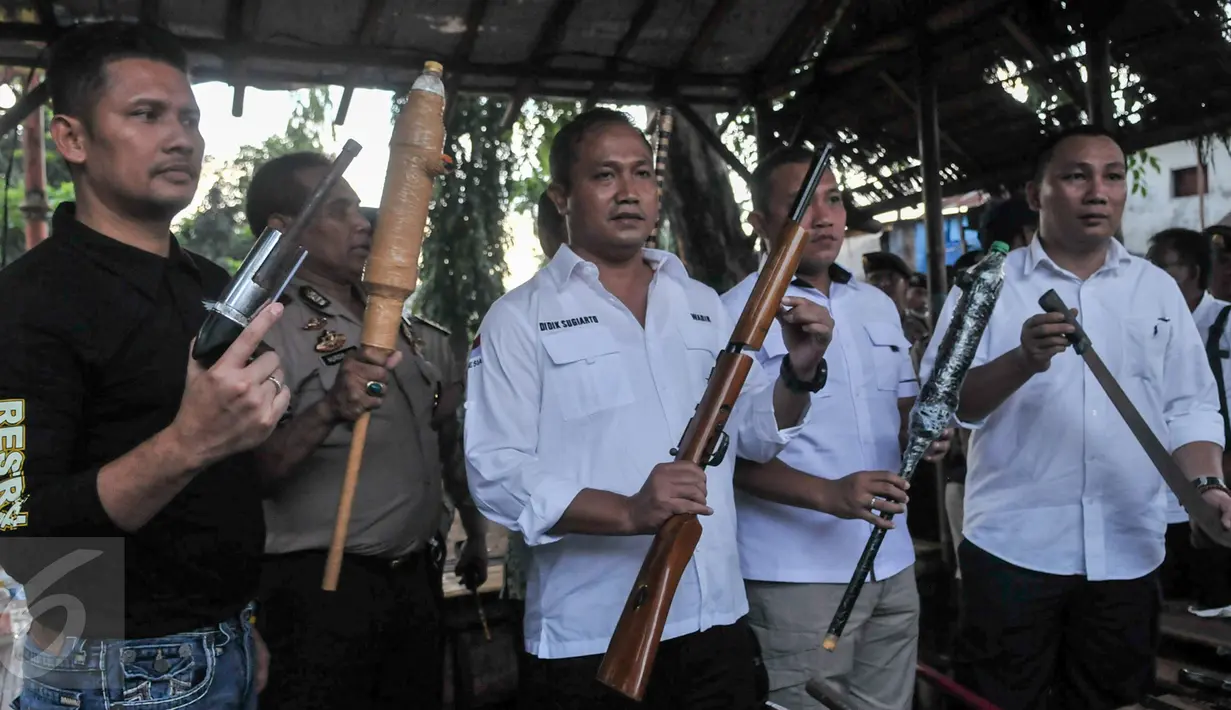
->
[864, 251, 931, 373]
[1205, 224, 1231, 302]
[1147, 227, 1231, 618]
[978, 193, 1038, 252]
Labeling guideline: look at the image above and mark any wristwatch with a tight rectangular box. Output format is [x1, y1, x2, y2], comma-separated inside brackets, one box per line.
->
[1193, 476, 1229, 495]
[780, 354, 827, 393]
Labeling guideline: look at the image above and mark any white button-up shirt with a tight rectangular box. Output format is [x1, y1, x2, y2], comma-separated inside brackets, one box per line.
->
[721, 269, 919, 584]
[464, 246, 807, 659]
[1165, 291, 1231, 523]
[922, 237, 1224, 581]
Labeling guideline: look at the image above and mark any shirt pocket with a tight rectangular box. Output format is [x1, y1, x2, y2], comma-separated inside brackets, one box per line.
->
[541, 328, 634, 421]
[680, 322, 721, 397]
[864, 321, 909, 391]
[1122, 317, 1170, 383]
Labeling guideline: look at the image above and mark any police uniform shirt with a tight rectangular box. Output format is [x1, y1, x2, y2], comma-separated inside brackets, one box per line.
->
[408, 310, 468, 539]
[721, 267, 920, 584]
[921, 236, 1224, 581]
[1164, 291, 1231, 523]
[262, 276, 443, 559]
[0, 202, 264, 639]
[464, 245, 810, 660]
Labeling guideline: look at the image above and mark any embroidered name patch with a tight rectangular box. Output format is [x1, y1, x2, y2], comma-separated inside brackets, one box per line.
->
[468, 334, 483, 370]
[320, 345, 357, 367]
[538, 316, 599, 332]
[690, 313, 712, 323]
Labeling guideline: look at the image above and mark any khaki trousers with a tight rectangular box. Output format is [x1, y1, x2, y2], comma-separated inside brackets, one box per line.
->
[746, 566, 919, 710]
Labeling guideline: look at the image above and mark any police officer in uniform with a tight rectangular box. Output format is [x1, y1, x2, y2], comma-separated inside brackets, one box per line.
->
[246, 153, 449, 709]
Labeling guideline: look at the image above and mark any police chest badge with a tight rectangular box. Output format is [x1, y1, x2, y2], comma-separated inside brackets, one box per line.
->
[315, 330, 346, 353]
[303, 316, 328, 331]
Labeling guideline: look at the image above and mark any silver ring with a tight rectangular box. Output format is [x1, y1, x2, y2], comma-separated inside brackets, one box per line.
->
[868, 497, 877, 512]
[267, 375, 283, 395]
[366, 380, 387, 397]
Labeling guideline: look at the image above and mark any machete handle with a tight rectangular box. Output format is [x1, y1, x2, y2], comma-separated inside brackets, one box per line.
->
[1038, 290, 1091, 354]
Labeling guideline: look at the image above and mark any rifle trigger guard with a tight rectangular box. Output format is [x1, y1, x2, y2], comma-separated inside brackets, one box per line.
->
[707, 432, 730, 467]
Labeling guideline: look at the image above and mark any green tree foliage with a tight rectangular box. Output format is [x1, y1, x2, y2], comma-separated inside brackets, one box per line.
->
[507, 100, 579, 216]
[403, 94, 513, 357]
[501, 99, 580, 267]
[0, 102, 75, 267]
[1126, 150, 1161, 198]
[178, 87, 334, 272]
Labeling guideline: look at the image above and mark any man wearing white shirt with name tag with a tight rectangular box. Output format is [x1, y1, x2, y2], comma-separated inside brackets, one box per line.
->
[1146, 227, 1231, 619]
[721, 146, 949, 710]
[922, 125, 1231, 710]
[464, 109, 834, 709]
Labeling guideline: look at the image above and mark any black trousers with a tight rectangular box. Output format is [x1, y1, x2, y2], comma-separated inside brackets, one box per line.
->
[256, 549, 443, 710]
[518, 617, 765, 710]
[1162, 521, 1231, 608]
[954, 540, 1161, 710]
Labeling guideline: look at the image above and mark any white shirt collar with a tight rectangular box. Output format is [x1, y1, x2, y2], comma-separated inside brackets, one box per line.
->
[1023, 234, 1132, 278]
[544, 244, 691, 291]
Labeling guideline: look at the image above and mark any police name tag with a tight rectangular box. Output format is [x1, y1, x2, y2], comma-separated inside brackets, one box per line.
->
[320, 345, 357, 367]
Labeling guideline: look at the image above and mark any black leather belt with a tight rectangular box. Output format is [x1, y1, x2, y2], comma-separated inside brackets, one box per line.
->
[270, 548, 429, 576]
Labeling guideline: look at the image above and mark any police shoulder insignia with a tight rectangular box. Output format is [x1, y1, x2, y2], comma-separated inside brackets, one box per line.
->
[314, 330, 346, 353]
[300, 286, 331, 312]
[411, 314, 450, 336]
[401, 317, 424, 356]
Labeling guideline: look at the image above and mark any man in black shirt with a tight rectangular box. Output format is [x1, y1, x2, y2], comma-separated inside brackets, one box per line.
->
[0, 21, 288, 709]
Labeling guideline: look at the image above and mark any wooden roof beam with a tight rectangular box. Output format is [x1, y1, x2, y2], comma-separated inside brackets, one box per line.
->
[140, 0, 160, 26]
[0, 22, 744, 90]
[678, 0, 739, 71]
[676, 102, 753, 183]
[852, 104, 1231, 216]
[998, 16, 1085, 114]
[500, 0, 584, 131]
[334, 0, 388, 125]
[453, 0, 489, 61]
[354, 0, 387, 45]
[34, 0, 56, 28]
[225, 0, 251, 117]
[584, 0, 657, 110]
[442, 0, 491, 126]
[0, 79, 49, 141]
[754, 0, 850, 92]
[758, 0, 1012, 101]
[877, 70, 979, 170]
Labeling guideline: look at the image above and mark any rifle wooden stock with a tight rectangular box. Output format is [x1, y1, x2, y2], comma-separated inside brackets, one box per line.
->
[597, 143, 834, 700]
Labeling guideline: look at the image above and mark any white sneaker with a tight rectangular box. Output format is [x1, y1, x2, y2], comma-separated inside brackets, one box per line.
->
[1187, 603, 1231, 618]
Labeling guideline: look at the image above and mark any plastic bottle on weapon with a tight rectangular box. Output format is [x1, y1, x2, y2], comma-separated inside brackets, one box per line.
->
[413, 61, 445, 96]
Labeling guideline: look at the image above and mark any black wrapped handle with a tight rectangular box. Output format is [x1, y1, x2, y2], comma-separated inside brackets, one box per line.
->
[1038, 289, 1091, 354]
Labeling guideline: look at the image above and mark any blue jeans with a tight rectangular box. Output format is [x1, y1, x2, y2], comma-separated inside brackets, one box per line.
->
[13, 605, 259, 710]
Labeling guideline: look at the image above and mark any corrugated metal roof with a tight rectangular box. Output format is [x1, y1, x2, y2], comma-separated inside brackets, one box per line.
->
[1, 0, 1231, 215]
[0, 0, 798, 103]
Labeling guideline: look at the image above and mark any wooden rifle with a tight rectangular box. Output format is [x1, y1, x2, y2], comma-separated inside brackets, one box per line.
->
[596, 143, 835, 700]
